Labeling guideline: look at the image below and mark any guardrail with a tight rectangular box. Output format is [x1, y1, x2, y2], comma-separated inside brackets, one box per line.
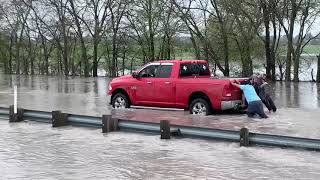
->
[0, 106, 320, 151]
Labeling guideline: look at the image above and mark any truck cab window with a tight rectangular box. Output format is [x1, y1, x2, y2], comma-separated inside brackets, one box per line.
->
[180, 63, 210, 77]
[139, 65, 159, 78]
[158, 65, 173, 78]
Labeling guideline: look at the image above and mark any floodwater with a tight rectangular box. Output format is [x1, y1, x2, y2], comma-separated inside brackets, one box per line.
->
[1, 74, 320, 179]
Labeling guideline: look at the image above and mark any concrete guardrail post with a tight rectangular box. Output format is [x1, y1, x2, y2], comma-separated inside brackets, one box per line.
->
[9, 105, 24, 122]
[102, 115, 118, 133]
[52, 111, 68, 127]
[240, 127, 250, 147]
[160, 120, 171, 139]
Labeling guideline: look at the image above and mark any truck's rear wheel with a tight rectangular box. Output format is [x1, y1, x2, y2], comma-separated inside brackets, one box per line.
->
[112, 93, 130, 109]
[189, 98, 211, 116]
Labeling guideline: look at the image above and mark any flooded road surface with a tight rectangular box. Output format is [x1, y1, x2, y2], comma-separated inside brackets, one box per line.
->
[0, 75, 320, 138]
[1, 74, 320, 179]
[1, 121, 320, 180]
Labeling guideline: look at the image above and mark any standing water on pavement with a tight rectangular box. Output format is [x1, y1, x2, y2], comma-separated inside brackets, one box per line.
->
[0, 75, 320, 179]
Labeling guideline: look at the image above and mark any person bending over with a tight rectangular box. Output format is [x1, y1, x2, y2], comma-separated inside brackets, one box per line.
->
[254, 75, 277, 112]
[242, 75, 277, 113]
[230, 80, 268, 118]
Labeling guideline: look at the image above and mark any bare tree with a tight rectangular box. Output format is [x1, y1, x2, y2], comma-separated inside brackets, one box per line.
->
[67, 0, 89, 76]
[77, 0, 112, 77]
[109, 0, 128, 77]
[173, 0, 228, 75]
[277, 0, 320, 81]
[126, 0, 165, 63]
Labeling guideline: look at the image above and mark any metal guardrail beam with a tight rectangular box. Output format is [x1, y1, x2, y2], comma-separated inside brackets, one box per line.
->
[0, 107, 9, 120]
[0, 106, 320, 151]
[250, 133, 320, 150]
[118, 120, 160, 133]
[68, 115, 101, 128]
[24, 110, 52, 120]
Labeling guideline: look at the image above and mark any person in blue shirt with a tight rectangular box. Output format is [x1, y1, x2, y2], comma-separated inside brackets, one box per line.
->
[230, 80, 268, 118]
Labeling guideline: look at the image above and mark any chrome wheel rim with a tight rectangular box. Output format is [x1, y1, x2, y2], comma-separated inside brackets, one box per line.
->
[192, 102, 207, 115]
[114, 97, 126, 109]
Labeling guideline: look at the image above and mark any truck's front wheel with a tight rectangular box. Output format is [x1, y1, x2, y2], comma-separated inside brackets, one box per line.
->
[189, 98, 211, 116]
[111, 93, 130, 109]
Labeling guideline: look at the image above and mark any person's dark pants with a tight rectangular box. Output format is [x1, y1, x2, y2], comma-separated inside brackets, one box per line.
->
[266, 95, 277, 112]
[247, 100, 268, 118]
[262, 95, 277, 112]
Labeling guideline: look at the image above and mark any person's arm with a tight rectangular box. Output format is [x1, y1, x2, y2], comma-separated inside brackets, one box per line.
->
[230, 80, 241, 89]
[260, 82, 268, 88]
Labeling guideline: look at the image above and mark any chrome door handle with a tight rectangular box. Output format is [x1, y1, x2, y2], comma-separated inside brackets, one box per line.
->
[147, 82, 153, 84]
[164, 82, 171, 84]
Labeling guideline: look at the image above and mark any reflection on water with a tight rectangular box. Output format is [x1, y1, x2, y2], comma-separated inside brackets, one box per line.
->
[269, 81, 320, 109]
[0, 75, 319, 111]
[0, 75, 111, 116]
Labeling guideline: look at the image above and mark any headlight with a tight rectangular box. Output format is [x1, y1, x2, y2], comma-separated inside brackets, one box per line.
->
[109, 84, 112, 91]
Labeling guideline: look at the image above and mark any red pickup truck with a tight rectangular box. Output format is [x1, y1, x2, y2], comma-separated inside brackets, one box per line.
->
[108, 60, 243, 115]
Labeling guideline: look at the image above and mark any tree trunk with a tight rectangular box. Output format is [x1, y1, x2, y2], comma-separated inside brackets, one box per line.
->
[112, 34, 118, 77]
[167, 34, 171, 60]
[80, 40, 89, 77]
[44, 51, 49, 75]
[23, 53, 28, 75]
[148, 0, 155, 62]
[8, 34, 14, 74]
[285, 2, 297, 81]
[311, 69, 315, 82]
[285, 39, 293, 81]
[264, 16, 272, 80]
[279, 64, 284, 81]
[4, 59, 8, 74]
[222, 31, 229, 77]
[130, 57, 134, 74]
[317, 55, 320, 82]
[242, 45, 253, 77]
[16, 27, 24, 74]
[293, 51, 300, 82]
[69, 0, 89, 77]
[189, 30, 201, 59]
[261, 0, 273, 80]
[92, 39, 98, 77]
[271, 50, 276, 81]
[122, 50, 126, 76]
[62, 34, 69, 76]
[212, 0, 229, 76]
[31, 58, 34, 75]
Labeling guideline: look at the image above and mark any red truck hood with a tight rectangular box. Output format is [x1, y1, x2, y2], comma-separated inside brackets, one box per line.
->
[112, 75, 133, 81]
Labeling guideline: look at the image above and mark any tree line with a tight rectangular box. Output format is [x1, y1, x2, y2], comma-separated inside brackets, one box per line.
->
[0, 0, 319, 82]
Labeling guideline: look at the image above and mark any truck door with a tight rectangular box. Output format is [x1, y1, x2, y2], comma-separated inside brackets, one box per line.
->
[134, 64, 159, 104]
[154, 63, 175, 106]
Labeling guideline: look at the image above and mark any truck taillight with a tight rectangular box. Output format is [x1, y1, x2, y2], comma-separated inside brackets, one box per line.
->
[223, 85, 232, 97]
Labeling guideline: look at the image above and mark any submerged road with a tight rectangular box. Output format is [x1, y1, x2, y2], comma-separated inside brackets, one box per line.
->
[0, 75, 320, 138]
[0, 75, 320, 179]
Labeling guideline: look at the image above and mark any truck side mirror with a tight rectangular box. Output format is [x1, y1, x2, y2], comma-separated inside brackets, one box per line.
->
[132, 72, 139, 78]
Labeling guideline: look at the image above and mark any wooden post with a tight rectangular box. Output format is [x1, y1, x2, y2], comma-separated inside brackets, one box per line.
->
[9, 105, 24, 122]
[52, 111, 68, 127]
[160, 120, 171, 139]
[240, 127, 250, 147]
[102, 115, 118, 133]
